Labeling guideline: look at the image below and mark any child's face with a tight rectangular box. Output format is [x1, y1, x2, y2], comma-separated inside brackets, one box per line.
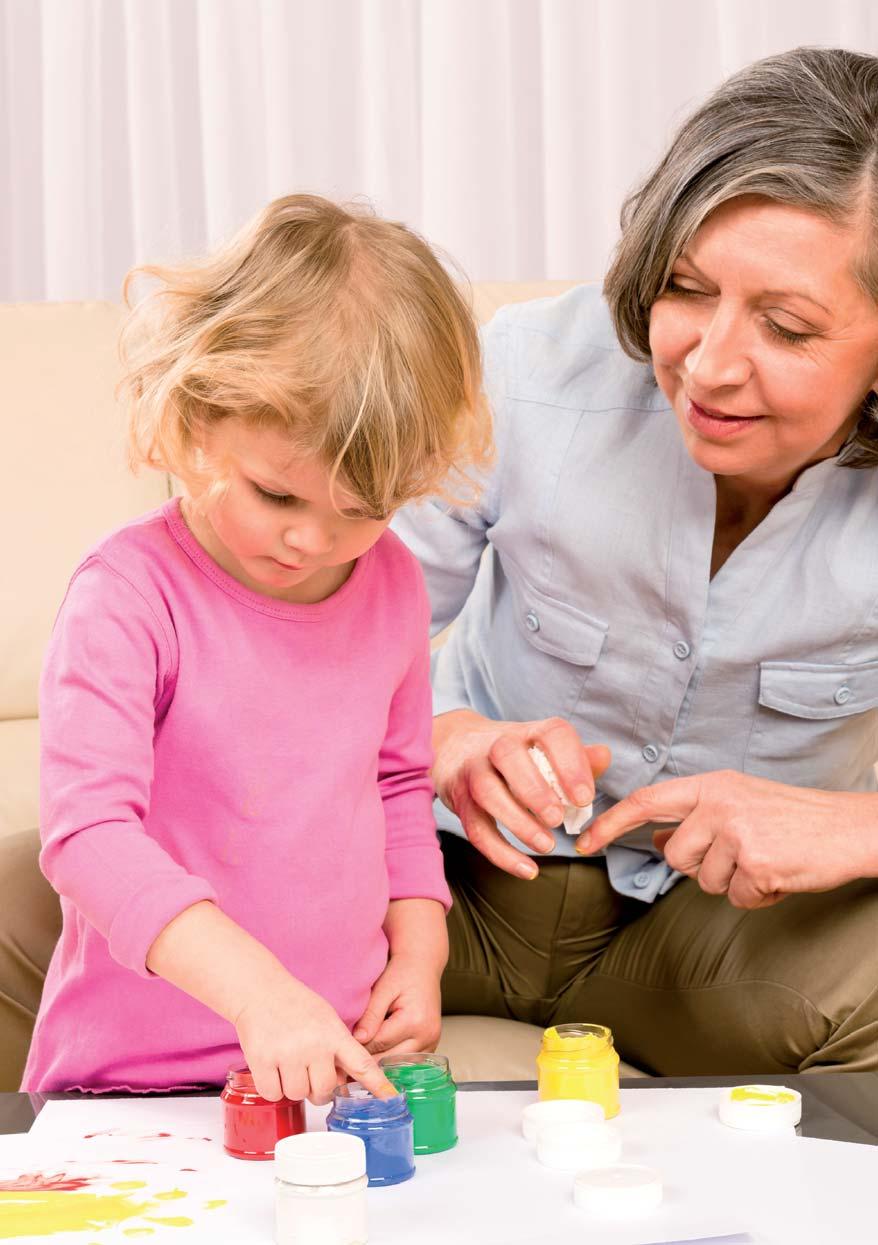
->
[187, 421, 393, 604]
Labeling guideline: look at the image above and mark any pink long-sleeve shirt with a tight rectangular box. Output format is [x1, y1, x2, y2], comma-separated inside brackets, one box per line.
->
[23, 498, 450, 1092]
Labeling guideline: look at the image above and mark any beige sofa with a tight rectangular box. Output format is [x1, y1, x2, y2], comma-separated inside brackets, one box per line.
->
[0, 286, 645, 1088]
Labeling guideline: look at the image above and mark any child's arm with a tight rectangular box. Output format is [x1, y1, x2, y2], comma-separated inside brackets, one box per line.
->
[352, 898, 448, 1054]
[147, 900, 395, 1103]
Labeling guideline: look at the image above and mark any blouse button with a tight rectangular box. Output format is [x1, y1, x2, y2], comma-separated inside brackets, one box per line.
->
[834, 685, 852, 706]
[673, 641, 691, 660]
[525, 611, 540, 632]
[633, 871, 651, 889]
[642, 743, 659, 763]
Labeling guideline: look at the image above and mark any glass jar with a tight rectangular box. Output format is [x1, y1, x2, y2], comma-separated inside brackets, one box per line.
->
[221, 1065, 305, 1160]
[274, 1132, 368, 1245]
[379, 1052, 457, 1154]
[536, 1023, 620, 1118]
[326, 1084, 415, 1187]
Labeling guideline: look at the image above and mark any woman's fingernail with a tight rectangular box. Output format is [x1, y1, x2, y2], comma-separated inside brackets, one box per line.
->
[353, 1028, 367, 1041]
[545, 804, 564, 825]
[517, 861, 539, 879]
[535, 832, 555, 852]
[576, 831, 592, 854]
[575, 785, 594, 806]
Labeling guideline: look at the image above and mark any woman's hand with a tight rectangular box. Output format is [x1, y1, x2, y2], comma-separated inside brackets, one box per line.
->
[235, 977, 396, 1106]
[578, 770, 878, 908]
[432, 709, 611, 877]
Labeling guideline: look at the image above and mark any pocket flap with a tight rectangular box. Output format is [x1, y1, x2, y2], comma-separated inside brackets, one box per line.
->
[510, 577, 608, 666]
[758, 659, 878, 719]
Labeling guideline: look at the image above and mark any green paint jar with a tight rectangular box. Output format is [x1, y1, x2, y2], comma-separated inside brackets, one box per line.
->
[379, 1053, 458, 1154]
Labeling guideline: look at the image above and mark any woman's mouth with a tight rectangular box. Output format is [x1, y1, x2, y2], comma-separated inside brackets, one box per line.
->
[685, 398, 765, 440]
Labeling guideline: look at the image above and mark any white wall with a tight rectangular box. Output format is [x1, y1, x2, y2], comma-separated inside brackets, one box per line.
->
[2, 0, 877, 299]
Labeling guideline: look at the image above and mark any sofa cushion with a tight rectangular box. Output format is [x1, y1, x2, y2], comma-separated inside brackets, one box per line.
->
[437, 1014, 648, 1082]
[0, 302, 169, 721]
[0, 719, 39, 838]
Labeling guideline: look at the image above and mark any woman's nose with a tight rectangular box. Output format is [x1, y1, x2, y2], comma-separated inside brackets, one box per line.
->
[685, 309, 751, 391]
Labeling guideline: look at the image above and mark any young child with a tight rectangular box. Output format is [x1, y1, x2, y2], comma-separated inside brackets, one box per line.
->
[22, 194, 491, 1103]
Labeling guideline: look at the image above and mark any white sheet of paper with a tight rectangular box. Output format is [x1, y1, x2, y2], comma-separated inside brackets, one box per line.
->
[22, 1087, 878, 1245]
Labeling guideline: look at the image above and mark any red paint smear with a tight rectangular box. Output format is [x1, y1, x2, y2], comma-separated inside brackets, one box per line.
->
[0, 1171, 96, 1192]
[179, 1168, 198, 1172]
[83, 1129, 120, 1139]
[139, 1132, 173, 1139]
[109, 1159, 159, 1165]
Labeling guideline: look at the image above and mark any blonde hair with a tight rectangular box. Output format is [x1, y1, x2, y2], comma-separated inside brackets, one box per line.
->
[604, 46, 878, 468]
[121, 194, 492, 514]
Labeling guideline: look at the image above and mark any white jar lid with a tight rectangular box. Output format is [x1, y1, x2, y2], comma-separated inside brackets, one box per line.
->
[574, 1164, 663, 1217]
[274, 1132, 366, 1186]
[718, 1084, 802, 1132]
[536, 1119, 622, 1171]
[521, 1098, 605, 1141]
[528, 745, 592, 833]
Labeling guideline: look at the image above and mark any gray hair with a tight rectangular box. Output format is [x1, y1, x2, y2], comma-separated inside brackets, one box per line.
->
[604, 46, 878, 468]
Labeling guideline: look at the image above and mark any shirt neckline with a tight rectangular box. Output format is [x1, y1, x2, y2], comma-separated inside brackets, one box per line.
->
[162, 496, 373, 620]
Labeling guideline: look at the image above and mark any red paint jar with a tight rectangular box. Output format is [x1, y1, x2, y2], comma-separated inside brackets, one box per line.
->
[221, 1065, 306, 1160]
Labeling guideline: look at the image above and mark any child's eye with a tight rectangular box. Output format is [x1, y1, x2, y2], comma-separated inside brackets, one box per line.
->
[252, 482, 299, 507]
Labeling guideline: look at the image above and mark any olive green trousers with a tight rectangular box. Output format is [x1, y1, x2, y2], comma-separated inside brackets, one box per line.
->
[440, 833, 878, 1076]
[1, 827, 877, 1089]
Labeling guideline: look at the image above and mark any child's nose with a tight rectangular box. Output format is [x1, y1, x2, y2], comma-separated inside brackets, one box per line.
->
[282, 522, 332, 558]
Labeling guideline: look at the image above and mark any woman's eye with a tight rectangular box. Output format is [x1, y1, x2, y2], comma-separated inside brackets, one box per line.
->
[765, 319, 812, 347]
[252, 483, 299, 506]
[665, 277, 704, 296]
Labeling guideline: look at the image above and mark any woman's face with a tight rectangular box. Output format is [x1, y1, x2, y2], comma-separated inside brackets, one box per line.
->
[649, 195, 878, 491]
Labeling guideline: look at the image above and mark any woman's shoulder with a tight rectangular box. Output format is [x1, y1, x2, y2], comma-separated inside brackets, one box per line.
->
[484, 284, 666, 416]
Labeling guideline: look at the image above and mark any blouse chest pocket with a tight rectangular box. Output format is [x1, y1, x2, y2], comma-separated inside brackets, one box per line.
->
[497, 574, 608, 722]
[744, 658, 878, 789]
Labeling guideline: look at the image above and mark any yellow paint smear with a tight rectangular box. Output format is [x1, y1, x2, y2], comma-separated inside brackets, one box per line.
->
[730, 1086, 796, 1105]
[144, 1215, 194, 1227]
[204, 1200, 227, 1210]
[111, 1181, 149, 1191]
[154, 1189, 187, 1201]
[0, 1189, 150, 1238]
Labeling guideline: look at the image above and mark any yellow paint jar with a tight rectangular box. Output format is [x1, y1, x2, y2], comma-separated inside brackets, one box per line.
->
[536, 1023, 620, 1118]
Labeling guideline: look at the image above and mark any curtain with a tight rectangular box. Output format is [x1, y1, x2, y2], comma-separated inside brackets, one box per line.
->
[2, 0, 877, 300]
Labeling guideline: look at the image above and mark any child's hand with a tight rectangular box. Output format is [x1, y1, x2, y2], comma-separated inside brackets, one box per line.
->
[235, 976, 397, 1106]
[352, 953, 443, 1057]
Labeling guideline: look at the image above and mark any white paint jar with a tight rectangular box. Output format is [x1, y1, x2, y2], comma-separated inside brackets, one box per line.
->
[536, 1118, 623, 1171]
[521, 1098, 605, 1142]
[274, 1132, 368, 1245]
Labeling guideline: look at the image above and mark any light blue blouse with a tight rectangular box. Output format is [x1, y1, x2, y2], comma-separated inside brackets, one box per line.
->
[392, 285, 878, 902]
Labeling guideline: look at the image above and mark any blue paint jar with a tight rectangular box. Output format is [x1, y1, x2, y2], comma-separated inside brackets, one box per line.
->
[326, 1085, 415, 1187]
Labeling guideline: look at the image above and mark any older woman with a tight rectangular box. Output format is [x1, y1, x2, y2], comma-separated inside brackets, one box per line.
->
[393, 46, 878, 1074]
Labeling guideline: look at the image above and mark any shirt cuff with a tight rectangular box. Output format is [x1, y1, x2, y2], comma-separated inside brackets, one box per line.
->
[107, 875, 219, 978]
[386, 844, 453, 912]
